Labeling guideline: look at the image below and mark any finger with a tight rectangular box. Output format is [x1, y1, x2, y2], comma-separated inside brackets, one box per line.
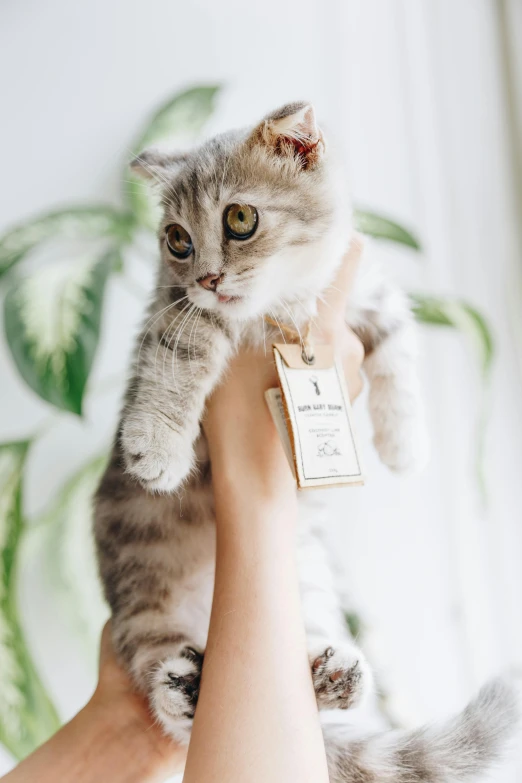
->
[347, 368, 364, 401]
[316, 233, 364, 330]
[97, 620, 136, 694]
[98, 620, 113, 672]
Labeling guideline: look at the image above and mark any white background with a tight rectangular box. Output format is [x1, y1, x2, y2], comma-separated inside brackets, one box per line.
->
[1, 0, 521, 777]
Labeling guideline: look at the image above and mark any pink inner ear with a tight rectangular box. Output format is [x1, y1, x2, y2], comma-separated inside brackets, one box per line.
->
[273, 105, 322, 166]
[277, 133, 321, 168]
[297, 106, 318, 139]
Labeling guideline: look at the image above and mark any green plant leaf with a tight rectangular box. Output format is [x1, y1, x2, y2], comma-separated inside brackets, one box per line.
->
[0, 441, 60, 760]
[124, 85, 221, 229]
[344, 611, 363, 640]
[411, 294, 494, 499]
[38, 456, 108, 673]
[132, 84, 221, 152]
[410, 294, 494, 376]
[4, 248, 118, 415]
[354, 209, 421, 250]
[0, 207, 134, 280]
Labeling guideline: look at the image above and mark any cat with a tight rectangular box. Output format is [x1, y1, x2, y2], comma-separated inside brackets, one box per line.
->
[94, 102, 517, 781]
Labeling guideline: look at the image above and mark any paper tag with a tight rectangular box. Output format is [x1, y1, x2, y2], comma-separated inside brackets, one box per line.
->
[265, 387, 297, 479]
[269, 344, 364, 489]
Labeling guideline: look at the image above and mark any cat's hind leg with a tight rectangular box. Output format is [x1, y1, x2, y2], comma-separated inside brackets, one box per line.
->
[297, 508, 373, 711]
[310, 643, 371, 710]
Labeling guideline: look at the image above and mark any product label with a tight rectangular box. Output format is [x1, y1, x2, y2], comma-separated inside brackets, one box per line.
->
[267, 345, 364, 489]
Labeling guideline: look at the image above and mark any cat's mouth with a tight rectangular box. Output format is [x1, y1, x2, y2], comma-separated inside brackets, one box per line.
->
[187, 283, 251, 319]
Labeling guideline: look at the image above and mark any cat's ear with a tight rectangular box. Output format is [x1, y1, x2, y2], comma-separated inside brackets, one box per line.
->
[249, 102, 324, 168]
[130, 149, 187, 180]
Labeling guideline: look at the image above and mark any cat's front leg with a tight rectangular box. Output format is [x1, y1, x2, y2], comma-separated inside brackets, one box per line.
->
[347, 254, 429, 474]
[121, 311, 232, 492]
[363, 325, 429, 473]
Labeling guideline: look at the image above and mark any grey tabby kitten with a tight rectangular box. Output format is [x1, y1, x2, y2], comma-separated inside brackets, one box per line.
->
[94, 103, 518, 781]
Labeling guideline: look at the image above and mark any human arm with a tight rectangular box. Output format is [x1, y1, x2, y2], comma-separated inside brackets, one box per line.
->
[2, 624, 186, 783]
[182, 242, 364, 783]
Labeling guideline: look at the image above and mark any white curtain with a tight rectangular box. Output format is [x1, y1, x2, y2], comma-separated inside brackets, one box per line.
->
[326, 0, 522, 729]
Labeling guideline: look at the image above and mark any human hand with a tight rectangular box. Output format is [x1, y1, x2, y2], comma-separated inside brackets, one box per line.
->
[203, 236, 365, 508]
[1, 624, 186, 783]
[311, 234, 365, 400]
[88, 623, 186, 781]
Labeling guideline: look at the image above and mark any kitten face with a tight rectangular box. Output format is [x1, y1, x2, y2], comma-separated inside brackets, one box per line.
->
[133, 103, 350, 320]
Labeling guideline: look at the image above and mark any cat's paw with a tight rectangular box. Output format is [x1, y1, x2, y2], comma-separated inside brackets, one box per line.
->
[121, 414, 194, 492]
[311, 643, 372, 710]
[373, 413, 430, 475]
[150, 647, 203, 744]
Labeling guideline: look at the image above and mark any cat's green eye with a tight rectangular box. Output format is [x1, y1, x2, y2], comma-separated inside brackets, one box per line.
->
[224, 204, 258, 240]
[165, 224, 193, 259]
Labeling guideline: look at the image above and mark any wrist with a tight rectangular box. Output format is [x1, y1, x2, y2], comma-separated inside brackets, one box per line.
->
[209, 396, 292, 476]
[84, 691, 184, 782]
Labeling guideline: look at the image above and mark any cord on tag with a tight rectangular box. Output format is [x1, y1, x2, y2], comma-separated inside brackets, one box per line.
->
[264, 316, 315, 366]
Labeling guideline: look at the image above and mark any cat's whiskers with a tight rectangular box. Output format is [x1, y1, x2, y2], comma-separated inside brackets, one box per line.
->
[136, 296, 188, 368]
[194, 307, 204, 358]
[156, 301, 193, 385]
[132, 152, 186, 216]
[172, 304, 200, 394]
[141, 295, 188, 333]
[121, 178, 151, 188]
[314, 291, 334, 311]
[268, 308, 287, 344]
[159, 301, 194, 383]
[186, 305, 203, 379]
[326, 284, 344, 296]
[170, 304, 198, 393]
[260, 315, 267, 356]
[163, 303, 194, 389]
[279, 299, 304, 351]
[292, 294, 319, 331]
[189, 308, 201, 368]
[130, 151, 173, 191]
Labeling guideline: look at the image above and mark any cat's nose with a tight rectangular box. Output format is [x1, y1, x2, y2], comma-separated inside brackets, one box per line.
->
[197, 273, 223, 292]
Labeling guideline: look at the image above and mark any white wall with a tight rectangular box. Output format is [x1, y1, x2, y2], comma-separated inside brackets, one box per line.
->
[1, 0, 521, 775]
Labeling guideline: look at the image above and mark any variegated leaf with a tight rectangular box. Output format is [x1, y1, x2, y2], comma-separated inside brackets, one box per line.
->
[124, 85, 221, 229]
[354, 209, 421, 250]
[39, 456, 108, 673]
[410, 294, 494, 375]
[132, 84, 221, 152]
[411, 294, 494, 497]
[0, 207, 134, 280]
[4, 249, 117, 415]
[0, 441, 60, 760]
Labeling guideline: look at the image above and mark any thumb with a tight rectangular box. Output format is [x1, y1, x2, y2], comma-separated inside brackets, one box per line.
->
[98, 620, 114, 672]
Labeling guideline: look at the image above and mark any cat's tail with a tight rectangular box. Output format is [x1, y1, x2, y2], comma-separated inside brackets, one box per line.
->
[323, 678, 520, 783]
